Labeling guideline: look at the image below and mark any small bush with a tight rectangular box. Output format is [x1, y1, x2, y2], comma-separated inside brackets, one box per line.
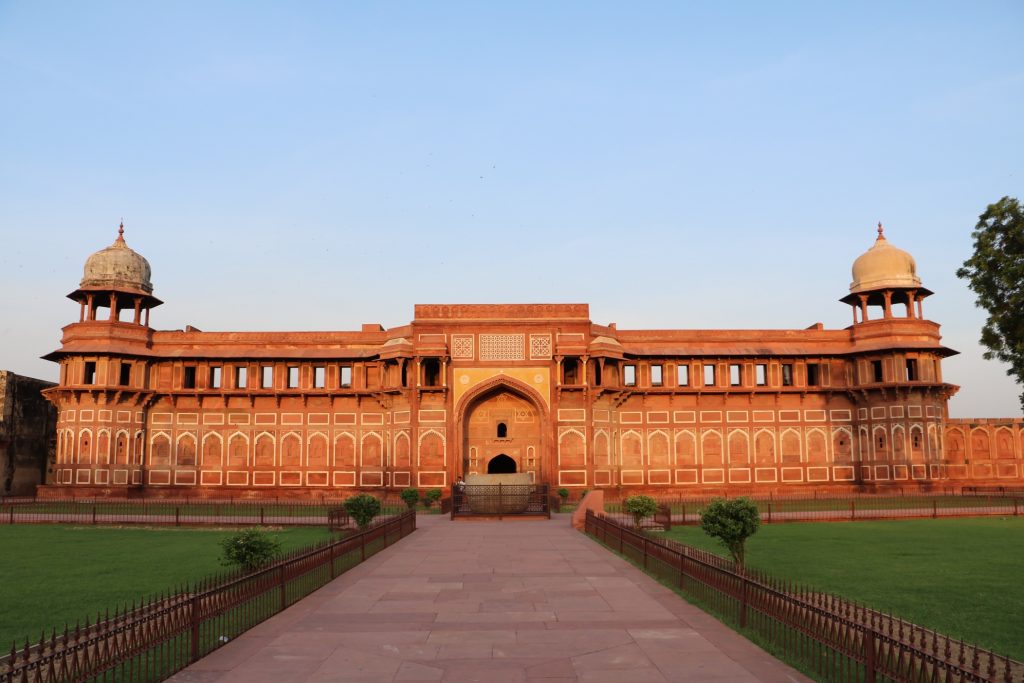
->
[700, 497, 760, 569]
[400, 487, 420, 509]
[623, 495, 658, 529]
[220, 528, 281, 572]
[344, 493, 382, 530]
[557, 487, 570, 501]
[422, 488, 443, 508]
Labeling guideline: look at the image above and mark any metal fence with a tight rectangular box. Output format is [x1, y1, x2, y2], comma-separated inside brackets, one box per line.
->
[585, 510, 1022, 683]
[604, 493, 1024, 525]
[450, 484, 552, 519]
[0, 510, 416, 683]
[0, 498, 408, 527]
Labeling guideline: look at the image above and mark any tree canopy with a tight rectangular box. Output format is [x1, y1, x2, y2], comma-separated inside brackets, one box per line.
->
[700, 497, 760, 568]
[956, 197, 1024, 411]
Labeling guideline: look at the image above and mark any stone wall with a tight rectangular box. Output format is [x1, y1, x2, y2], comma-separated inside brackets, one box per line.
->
[0, 371, 57, 496]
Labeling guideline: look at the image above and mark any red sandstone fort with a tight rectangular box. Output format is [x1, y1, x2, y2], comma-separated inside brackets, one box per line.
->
[39, 224, 1024, 498]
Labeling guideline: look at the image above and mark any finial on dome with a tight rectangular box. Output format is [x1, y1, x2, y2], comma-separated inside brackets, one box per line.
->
[876, 221, 885, 240]
[115, 220, 126, 245]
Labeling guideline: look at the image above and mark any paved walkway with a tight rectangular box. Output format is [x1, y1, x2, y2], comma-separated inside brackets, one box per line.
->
[170, 515, 808, 683]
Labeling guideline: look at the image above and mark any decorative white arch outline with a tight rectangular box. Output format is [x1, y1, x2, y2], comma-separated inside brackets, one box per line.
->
[201, 431, 224, 467]
[593, 429, 611, 467]
[620, 429, 644, 467]
[805, 427, 829, 465]
[333, 431, 356, 468]
[254, 431, 276, 467]
[780, 427, 802, 462]
[280, 431, 303, 466]
[831, 426, 853, 462]
[558, 427, 587, 467]
[673, 429, 697, 467]
[646, 429, 671, 467]
[700, 428, 723, 467]
[727, 428, 750, 465]
[417, 428, 446, 467]
[753, 428, 777, 465]
[360, 431, 384, 468]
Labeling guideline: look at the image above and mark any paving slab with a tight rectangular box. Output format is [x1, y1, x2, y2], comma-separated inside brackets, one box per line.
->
[169, 515, 809, 682]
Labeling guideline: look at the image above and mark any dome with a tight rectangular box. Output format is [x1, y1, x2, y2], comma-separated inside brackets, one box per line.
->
[80, 223, 153, 294]
[849, 224, 921, 294]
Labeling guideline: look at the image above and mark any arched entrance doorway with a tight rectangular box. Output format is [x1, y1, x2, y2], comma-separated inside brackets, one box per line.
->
[487, 453, 517, 474]
[457, 378, 550, 483]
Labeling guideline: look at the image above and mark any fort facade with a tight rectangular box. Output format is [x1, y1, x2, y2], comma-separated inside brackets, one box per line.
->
[39, 224, 1024, 498]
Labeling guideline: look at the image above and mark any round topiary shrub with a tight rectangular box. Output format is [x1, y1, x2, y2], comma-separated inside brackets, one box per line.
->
[700, 497, 760, 569]
[344, 493, 383, 530]
[422, 488, 443, 508]
[400, 487, 420, 510]
[623, 494, 659, 529]
[557, 487, 570, 501]
[220, 528, 282, 572]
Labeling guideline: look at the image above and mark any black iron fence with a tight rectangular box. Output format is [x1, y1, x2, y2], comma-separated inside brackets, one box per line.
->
[0, 510, 416, 683]
[450, 484, 552, 519]
[585, 510, 1021, 683]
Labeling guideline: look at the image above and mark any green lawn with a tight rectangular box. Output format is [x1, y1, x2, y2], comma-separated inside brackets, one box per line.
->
[0, 525, 333, 652]
[658, 517, 1024, 660]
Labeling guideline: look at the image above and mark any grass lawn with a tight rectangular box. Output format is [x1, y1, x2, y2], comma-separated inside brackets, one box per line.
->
[658, 517, 1024, 660]
[0, 525, 333, 652]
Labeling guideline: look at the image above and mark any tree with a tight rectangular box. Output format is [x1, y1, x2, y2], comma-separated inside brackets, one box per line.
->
[400, 487, 420, 509]
[622, 494, 658, 529]
[422, 488, 443, 508]
[220, 528, 281, 572]
[700, 497, 760, 569]
[956, 197, 1024, 411]
[343, 493, 382, 530]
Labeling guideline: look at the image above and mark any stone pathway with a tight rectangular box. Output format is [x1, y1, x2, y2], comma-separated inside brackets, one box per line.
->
[170, 515, 809, 683]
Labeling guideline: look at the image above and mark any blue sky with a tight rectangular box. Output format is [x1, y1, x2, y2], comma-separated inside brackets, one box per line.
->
[1, 1, 1021, 417]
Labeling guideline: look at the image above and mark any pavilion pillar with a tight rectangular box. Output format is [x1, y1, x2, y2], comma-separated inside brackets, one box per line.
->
[883, 290, 893, 319]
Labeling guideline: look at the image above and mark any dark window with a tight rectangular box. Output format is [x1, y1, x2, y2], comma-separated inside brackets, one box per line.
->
[235, 366, 247, 389]
[877, 433, 886, 449]
[261, 365, 274, 389]
[729, 364, 741, 386]
[339, 366, 352, 388]
[497, 422, 508, 438]
[594, 362, 602, 386]
[624, 364, 636, 386]
[209, 366, 222, 389]
[704, 364, 716, 387]
[807, 363, 820, 387]
[119, 363, 131, 387]
[651, 364, 663, 386]
[781, 364, 793, 387]
[84, 361, 97, 385]
[314, 366, 326, 388]
[912, 432, 922, 449]
[287, 366, 299, 388]
[563, 358, 579, 384]
[872, 360, 884, 382]
[677, 364, 689, 387]
[755, 364, 767, 386]
[906, 358, 917, 381]
[183, 366, 197, 389]
[423, 358, 440, 386]
[400, 363, 408, 387]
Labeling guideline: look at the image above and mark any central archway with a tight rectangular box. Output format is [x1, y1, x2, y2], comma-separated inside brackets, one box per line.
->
[487, 453, 517, 474]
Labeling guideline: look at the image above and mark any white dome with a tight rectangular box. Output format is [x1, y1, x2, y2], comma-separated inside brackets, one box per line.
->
[81, 224, 153, 294]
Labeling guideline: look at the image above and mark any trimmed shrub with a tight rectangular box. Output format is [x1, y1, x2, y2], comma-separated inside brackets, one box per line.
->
[344, 493, 382, 530]
[219, 528, 282, 572]
[400, 487, 420, 509]
[423, 488, 443, 508]
[557, 487, 570, 501]
[700, 497, 760, 569]
[623, 495, 658, 529]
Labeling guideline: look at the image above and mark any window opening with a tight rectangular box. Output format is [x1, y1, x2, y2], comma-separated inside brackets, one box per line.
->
[423, 358, 440, 386]
[594, 361, 602, 386]
[183, 366, 197, 389]
[235, 366, 247, 389]
[563, 358, 579, 384]
[729, 364, 741, 386]
[261, 365, 274, 389]
[209, 366, 222, 389]
[906, 358, 917, 381]
[339, 365, 353, 388]
[497, 422, 508, 438]
[704, 364, 716, 387]
[755, 364, 767, 386]
[287, 366, 299, 388]
[807, 363, 820, 387]
[781, 363, 793, 387]
[400, 363, 408, 387]
[677, 364, 689, 387]
[912, 432, 922, 449]
[623, 364, 636, 386]
[650, 364, 663, 386]
[872, 360, 884, 382]
[314, 366, 326, 388]
[119, 363, 131, 387]
[83, 361, 97, 385]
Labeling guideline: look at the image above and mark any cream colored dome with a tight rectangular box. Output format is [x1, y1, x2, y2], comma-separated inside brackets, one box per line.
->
[849, 224, 921, 294]
[81, 224, 153, 294]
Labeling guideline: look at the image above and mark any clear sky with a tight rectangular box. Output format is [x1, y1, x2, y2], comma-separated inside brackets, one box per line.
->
[1, 2, 1021, 417]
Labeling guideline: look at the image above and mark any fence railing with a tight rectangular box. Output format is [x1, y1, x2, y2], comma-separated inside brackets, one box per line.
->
[604, 493, 1024, 525]
[450, 484, 552, 519]
[585, 510, 1021, 683]
[0, 498, 408, 527]
[0, 509, 416, 683]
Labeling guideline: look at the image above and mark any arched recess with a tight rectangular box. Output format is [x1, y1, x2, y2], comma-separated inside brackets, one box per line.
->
[754, 429, 776, 465]
[806, 429, 828, 465]
[308, 433, 328, 468]
[78, 429, 93, 465]
[927, 424, 939, 460]
[858, 426, 870, 461]
[361, 432, 384, 468]
[176, 433, 197, 467]
[281, 432, 302, 467]
[728, 430, 749, 465]
[648, 430, 670, 468]
[115, 430, 129, 465]
[559, 429, 586, 468]
[149, 432, 170, 467]
[97, 429, 111, 465]
[832, 428, 853, 464]
[418, 429, 446, 468]
[455, 375, 552, 481]
[133, 431, 144, 465]
[996, 428, 1015, 459]
[780, 429, 801, 464]
[891, 425, 906, 461]
[873, 426, 889, 461]
[202, 432, 223, 468]
[909, 426, 925, 461]
[488, 453, 517, 474]
[675, 430, 696, 466]
[393, 432, 411, 468]
[621, 430, 643, 468]
[946, 428, 965, 461]
[334, 433, 356, 468]
[227, 432, 249, 467]
[701, 430, 723, 467]
[593, 430, 611, 467]
[254, 432, 275, 468]
[971, 429, 991, 459]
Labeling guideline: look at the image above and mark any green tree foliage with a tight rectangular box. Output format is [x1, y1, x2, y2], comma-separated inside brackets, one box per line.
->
[700, 497, 760, 569]
[957, 197, 1024, 411]
[400, 487, 420, 509]
[557, 487, 570, 501]
[623, 494, 658, 528]
[422, 488, 443, 508]
[219, 528, 282, 572]
[343, 493, 382, 530]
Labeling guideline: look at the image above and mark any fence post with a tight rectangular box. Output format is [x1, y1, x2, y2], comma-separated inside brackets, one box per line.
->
[260, 507, 265, 525]
[190, 594, 201, 662]
[618, 524, 624, 554]
[864, 627, 877, 683]
[850, 500, 855, 521]
[1014, 498, 1019, 517]
[92, 504, 97, 525]
[643, 538, 648, 570]
[739, 576, 749, 628]
[176, 507, 181, 527]
[279, 565, 287, 611]
[361, 529, 366, 562]
[767, 501, 772, 524]
[8, 507, 13, 524]
[932, 499, 937, 519]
